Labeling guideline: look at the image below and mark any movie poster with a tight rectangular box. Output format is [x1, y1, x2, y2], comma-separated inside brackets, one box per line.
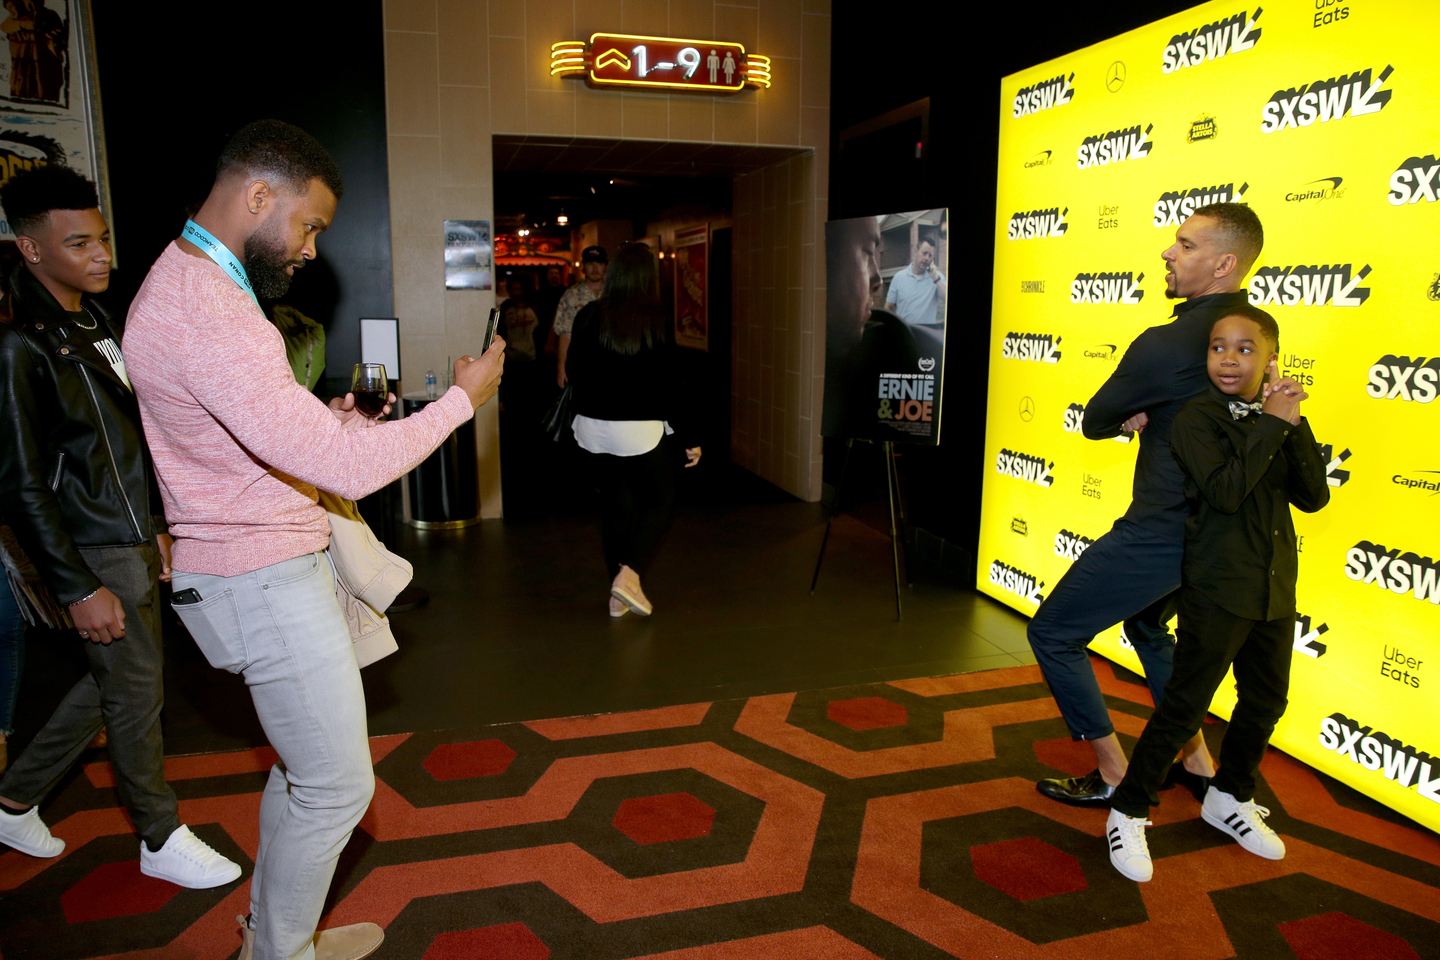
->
[0, 0, 108, 242]
[443, 219, 492, 291]
[674, 224, 707, 351]
[821, 208, 948, 444]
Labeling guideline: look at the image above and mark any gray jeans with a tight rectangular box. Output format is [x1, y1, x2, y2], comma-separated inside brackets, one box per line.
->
[0, 542, 180, 851]
[171, 551, 372, 960]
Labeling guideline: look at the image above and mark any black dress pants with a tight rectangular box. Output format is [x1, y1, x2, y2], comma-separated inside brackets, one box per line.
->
[589, 439, 676, 579]
[1111, 586, 1294, 818]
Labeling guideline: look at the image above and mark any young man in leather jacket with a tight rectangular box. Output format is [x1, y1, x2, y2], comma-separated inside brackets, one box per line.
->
[0, 165, 240, 888]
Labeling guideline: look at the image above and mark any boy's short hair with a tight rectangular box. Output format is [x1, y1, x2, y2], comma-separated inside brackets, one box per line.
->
[1216, 303, 1280, 354]
[0, 165, 99, 236]
[216, 119, 345, 200]
[1192, 202, 1264, 274]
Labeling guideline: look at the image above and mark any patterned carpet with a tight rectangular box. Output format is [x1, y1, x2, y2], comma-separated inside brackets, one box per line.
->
[2, 657, 1438, 959]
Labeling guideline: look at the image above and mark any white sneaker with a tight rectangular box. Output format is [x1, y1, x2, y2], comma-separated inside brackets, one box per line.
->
[1202, 786, 1286, 860]
[140, 824, 242, 888]
[1106, 807, 1153, 882]
[0, 805, 64, 857]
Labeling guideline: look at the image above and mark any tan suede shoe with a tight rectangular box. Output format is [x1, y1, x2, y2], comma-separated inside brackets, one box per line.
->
[314, 923, 384, 960]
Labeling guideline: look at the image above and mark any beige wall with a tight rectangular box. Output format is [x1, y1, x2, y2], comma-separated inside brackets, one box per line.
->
[383, 0, 831, 509]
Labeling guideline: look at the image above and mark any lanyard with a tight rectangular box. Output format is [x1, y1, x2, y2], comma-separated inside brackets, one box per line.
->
[182, 220, 259, 308]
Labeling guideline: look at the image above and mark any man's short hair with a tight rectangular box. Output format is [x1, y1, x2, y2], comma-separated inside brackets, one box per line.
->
[1217, 303, 1280, 354]
[1192, 202, 1263, 274]
[216, 119, 344, 200]
[0, 165, 99, 236]
[917, 236, 936, 250]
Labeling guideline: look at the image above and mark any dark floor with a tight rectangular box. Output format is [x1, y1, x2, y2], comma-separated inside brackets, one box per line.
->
[9, 463, 1034, 759]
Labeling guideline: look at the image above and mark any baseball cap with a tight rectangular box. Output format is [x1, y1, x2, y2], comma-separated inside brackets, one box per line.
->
[581, 246, 608, 264]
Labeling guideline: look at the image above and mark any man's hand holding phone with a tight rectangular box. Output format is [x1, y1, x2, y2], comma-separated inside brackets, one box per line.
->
[456, 337, 506, 409]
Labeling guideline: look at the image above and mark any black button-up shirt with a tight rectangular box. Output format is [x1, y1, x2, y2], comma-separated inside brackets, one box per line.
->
[1169, 384, 1331, 621]
[1084, 291, 1251, 540]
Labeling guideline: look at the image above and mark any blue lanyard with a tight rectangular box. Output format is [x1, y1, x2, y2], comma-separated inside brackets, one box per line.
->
[182, 220, 259, 308]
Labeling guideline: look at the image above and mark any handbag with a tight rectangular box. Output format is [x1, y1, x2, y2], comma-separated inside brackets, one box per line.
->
[319, 490, 412, 668]
[540, 383, 575, 443]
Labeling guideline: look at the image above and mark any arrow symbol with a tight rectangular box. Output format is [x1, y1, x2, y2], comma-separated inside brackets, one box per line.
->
[596, 48, 631, 71]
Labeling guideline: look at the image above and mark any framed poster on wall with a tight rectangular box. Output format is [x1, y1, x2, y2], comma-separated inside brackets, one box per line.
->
[674, 225, 708, 351]
[0, 0, 111, 245]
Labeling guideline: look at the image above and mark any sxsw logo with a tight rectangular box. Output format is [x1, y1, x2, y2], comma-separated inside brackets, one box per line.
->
[1077, 124, 1153, 169]
[1286, 176, 1346, 203]
[1366, 356, 1439, 403]
[1071, 271, 1144, 304]
[1153, 183, 1248, 227]
[1294, 611, 1330, 658]
[1162, 7, 1261, 73]
[1002, 332, 1062, 363]
[1054, 528, 1095, 562]
[1387, 154, 1440, 205]
[1008, 207, 1069, 240]
[1247, 263, 1370, 307]
[1344, 541, 1440, 604]
[1318, 714, 1440, 805]
[1013, 73, 1074, 118]
[989, 559, 1046, 606]
[1063, 402, 1132, 443]
[1261, 65, 1393, 134]
[1319, 444, 1351, 487]
[996, 448, 1055, 487]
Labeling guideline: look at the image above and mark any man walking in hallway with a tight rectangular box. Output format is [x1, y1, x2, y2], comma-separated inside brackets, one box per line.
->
[554, 245, 607, 387]
[1027, 203, 1264, 807]
[123, 120, 504, 960]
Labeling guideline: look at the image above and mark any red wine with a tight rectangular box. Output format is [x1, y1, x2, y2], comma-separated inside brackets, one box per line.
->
[353, 389, 387, 417]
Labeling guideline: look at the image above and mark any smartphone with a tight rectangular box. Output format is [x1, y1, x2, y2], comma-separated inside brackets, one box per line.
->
[172, 588, 203, 605]
[481, 307, 500, 354]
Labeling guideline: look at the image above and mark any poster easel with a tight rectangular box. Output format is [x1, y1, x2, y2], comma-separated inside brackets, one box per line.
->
[809, 439, 909, 621]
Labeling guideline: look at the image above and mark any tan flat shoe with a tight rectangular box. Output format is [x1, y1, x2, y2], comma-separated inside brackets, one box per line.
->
[609, 596, 629, 618]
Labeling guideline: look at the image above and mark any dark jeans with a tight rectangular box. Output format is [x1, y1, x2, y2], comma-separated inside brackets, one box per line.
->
[1027, 519, 1184, 741]
[1112, 587, 1293, 817]
[0, 542, 179, 850]
[589, 439, 676, 579]
[0, 577, 23, 735]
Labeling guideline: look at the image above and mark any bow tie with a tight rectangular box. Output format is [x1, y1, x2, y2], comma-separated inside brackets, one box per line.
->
[1229, 400, 1263, 420]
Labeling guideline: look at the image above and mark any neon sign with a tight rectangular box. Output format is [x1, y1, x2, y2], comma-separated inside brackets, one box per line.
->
[551, 34, 771, 92]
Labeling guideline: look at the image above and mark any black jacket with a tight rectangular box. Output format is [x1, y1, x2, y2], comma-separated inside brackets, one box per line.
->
[0, 265, 159, 604]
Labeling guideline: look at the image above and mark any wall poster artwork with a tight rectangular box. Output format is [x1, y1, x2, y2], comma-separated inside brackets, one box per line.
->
[674, 225, 707, 352]
[0, 0, 110, 244]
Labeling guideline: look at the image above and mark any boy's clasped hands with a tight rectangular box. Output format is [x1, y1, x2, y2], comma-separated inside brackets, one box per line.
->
[1260, 358, 1306, 425]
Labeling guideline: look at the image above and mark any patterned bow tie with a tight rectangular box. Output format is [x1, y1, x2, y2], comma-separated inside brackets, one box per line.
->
[1229, 400, 1263, 420]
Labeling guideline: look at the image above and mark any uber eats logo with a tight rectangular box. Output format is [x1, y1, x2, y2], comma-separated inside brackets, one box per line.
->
[1261, 65, 1393, 134]
[1071, 271, 1144, 304]
[1054, 528, 1095, 562]
[1344, 541, 1440, 605]
[1002, 332, 1062, 363]
[1293, 612, 1329, 659]
[1077, 124, 1153, 169]
[1247, 263, 1370, 307]
[1318, 714, 1440, 804]
[1013, 73, 1074, 119]
[1387, 154, 1440, 205]
[996, 448, 1054, 488]
[1153, 182, 1248, 227]
[1008, 207, 1069, 240]
[1367, 356, 1439, 403]
[989, 560, 1045, 606]
[1162, 7, 1261, 74]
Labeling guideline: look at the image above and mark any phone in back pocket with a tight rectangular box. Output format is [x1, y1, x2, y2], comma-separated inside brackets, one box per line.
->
[172, 588, 202, 605]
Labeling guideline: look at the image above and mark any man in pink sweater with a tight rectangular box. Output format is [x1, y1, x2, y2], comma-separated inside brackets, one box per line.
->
[124, 120, 503, 960]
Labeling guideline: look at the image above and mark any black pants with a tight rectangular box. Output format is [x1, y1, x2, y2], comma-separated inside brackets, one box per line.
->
[0, 542, 180, 850]
[1111, 587, 1294, 818]
[589, 439, 676, 579]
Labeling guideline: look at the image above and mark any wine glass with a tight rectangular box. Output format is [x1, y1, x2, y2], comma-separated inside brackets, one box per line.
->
[351, 362, 388, 419]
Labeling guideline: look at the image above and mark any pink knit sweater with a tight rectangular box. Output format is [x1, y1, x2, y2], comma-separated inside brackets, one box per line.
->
[124, 242, 473, 577]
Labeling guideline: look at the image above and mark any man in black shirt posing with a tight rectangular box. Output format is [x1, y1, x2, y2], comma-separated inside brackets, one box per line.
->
[1029, 203, 1264, 806]
[1106, 306, 1329, 882]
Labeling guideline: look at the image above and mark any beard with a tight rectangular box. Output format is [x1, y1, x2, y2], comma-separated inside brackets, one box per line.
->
[243, 224, 302, 300]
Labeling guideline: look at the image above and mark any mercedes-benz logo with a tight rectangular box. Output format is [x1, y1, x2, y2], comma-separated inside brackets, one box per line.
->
[1107, 61, 1126, 93]
[1019, 396, 1035, 421]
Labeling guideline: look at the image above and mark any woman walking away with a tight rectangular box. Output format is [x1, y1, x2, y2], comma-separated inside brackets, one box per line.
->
[566, 243, 701, 617]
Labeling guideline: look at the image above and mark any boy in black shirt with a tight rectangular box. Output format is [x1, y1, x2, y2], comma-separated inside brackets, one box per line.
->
[1106, 305, 1330, 882]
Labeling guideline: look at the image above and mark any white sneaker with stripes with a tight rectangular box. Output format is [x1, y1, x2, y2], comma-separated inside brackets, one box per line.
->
[1201, 786, 1286, 860]
[1105, 807, 1153, 882]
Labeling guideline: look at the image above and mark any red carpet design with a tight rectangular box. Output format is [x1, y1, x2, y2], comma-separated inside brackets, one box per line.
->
[2, 658, 1438, 959]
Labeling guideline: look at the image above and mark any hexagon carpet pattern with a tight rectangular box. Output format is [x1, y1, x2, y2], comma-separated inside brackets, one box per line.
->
[2, 657, 1438, 959]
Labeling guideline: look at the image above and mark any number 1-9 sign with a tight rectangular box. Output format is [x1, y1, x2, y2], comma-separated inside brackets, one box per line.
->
[551, 34, 771, 92]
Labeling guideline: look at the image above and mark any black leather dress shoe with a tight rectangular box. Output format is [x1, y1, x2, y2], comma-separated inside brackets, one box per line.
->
[1036, 769, 1117, 807]
[1163, 763, 1212, 802]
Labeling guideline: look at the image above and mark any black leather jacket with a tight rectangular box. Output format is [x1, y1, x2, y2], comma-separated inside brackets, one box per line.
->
[0, 265, 159, 604]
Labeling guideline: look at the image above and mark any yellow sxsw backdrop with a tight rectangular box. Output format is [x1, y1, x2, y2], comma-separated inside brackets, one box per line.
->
[981, 0, 1440, 831]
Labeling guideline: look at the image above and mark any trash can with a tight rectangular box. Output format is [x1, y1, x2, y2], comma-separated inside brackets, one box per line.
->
[402, 393, 479, 529]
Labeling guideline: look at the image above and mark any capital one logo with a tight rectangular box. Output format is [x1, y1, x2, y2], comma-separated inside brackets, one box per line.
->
[1367, 356, 1439, 403]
